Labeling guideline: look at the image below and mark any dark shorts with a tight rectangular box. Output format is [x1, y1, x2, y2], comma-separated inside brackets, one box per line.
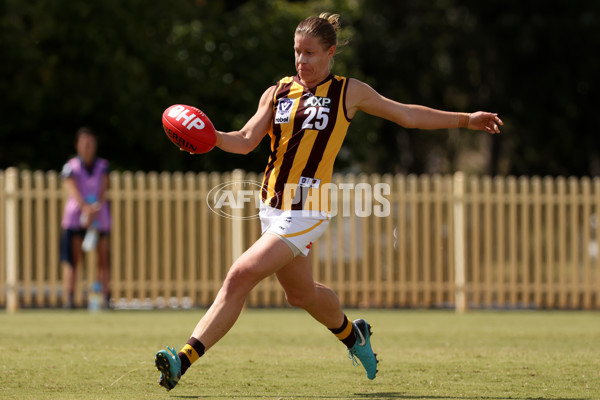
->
[60, 228, 109, 266]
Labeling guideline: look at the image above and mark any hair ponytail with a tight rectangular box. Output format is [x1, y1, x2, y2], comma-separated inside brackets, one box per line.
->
[319, 12, 341, 33]
[295, 12, 342, 49]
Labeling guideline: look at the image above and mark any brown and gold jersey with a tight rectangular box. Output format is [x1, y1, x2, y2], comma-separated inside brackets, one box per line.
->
[261, 74, 352, 211]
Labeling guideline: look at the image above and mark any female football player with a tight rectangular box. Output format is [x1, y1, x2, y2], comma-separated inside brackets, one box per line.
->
[155, 13, 502, 391]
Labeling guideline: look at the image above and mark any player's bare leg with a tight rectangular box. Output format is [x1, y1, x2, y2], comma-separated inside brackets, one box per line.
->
[276, 255, 345, 329]
[191, 233, 295, 349]
[156, 233, 295, 390]
[63, 235, 83, 309]
[276, 253, 378, 379]
[96, 235, 110, 307]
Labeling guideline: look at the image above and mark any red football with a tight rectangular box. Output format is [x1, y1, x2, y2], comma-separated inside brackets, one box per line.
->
[162, 104, 217, 154]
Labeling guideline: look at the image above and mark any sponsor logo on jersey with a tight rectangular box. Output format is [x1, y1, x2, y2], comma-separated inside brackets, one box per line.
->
[275, 98, 296, 124]
[298, 176, 321, 189]
[303, 96, 331, 108]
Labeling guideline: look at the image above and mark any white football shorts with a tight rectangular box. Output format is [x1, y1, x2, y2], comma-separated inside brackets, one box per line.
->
[259, 203, 330, 257]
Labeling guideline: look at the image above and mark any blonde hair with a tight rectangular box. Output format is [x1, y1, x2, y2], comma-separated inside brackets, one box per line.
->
[295, 12, 342, 50]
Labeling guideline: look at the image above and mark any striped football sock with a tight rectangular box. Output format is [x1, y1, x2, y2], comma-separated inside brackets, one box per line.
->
[329, 315, 357, 348]
[177, 337, 205, 376]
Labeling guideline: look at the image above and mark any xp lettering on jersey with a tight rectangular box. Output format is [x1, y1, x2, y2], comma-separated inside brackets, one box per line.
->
[303, 96, 331, 108]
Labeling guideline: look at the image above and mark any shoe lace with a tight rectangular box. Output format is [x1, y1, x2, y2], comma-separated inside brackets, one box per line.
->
[165, 346, 182, 370]
[347, 350, 359, 367]
[166, 346, 178, 357]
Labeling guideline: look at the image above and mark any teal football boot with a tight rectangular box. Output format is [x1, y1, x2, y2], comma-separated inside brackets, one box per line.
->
[155, 346, 182, 391]
[347, 319, 378, 379]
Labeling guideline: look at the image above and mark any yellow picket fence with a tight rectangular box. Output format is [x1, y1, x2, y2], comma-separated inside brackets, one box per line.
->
[1, 168, 599, 311]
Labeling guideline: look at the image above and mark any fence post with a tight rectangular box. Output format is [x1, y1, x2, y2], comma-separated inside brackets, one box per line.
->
[453, 171, 467, 313]
[231, 169, 245, 262]
[5, 168, 18, 313]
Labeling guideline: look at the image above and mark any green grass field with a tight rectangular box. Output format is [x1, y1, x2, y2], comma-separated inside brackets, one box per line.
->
[0, 309, 598, 400]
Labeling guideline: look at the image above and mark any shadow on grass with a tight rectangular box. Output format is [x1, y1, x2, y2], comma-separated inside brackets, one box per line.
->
[172, 394, 593, 400]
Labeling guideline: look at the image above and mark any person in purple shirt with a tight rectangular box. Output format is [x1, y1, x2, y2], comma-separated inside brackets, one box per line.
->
[60, 127, 111, 309]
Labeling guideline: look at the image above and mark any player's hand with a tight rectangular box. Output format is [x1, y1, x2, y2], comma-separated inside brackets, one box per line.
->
[81, 203, 100, 228]
[468, 112, 503, 134]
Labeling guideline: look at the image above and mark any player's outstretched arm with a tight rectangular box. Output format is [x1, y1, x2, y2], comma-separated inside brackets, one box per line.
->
[215, 86, 276, 154]
[347, 79, 502, 134]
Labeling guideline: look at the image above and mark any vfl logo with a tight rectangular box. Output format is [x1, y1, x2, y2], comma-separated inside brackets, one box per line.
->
[275, 98, 296, 124]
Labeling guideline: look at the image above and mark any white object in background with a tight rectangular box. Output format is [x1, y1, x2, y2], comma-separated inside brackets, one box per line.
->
[82, 228, 99, 251]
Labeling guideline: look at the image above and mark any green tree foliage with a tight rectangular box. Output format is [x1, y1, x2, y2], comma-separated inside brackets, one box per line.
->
[349, 0, 600, 176]
[1, 0, 598, 176]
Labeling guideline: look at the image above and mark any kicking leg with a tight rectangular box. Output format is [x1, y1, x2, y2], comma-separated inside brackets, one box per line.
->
[155, 233, 294, 391]
[191, 233, 294, 350]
